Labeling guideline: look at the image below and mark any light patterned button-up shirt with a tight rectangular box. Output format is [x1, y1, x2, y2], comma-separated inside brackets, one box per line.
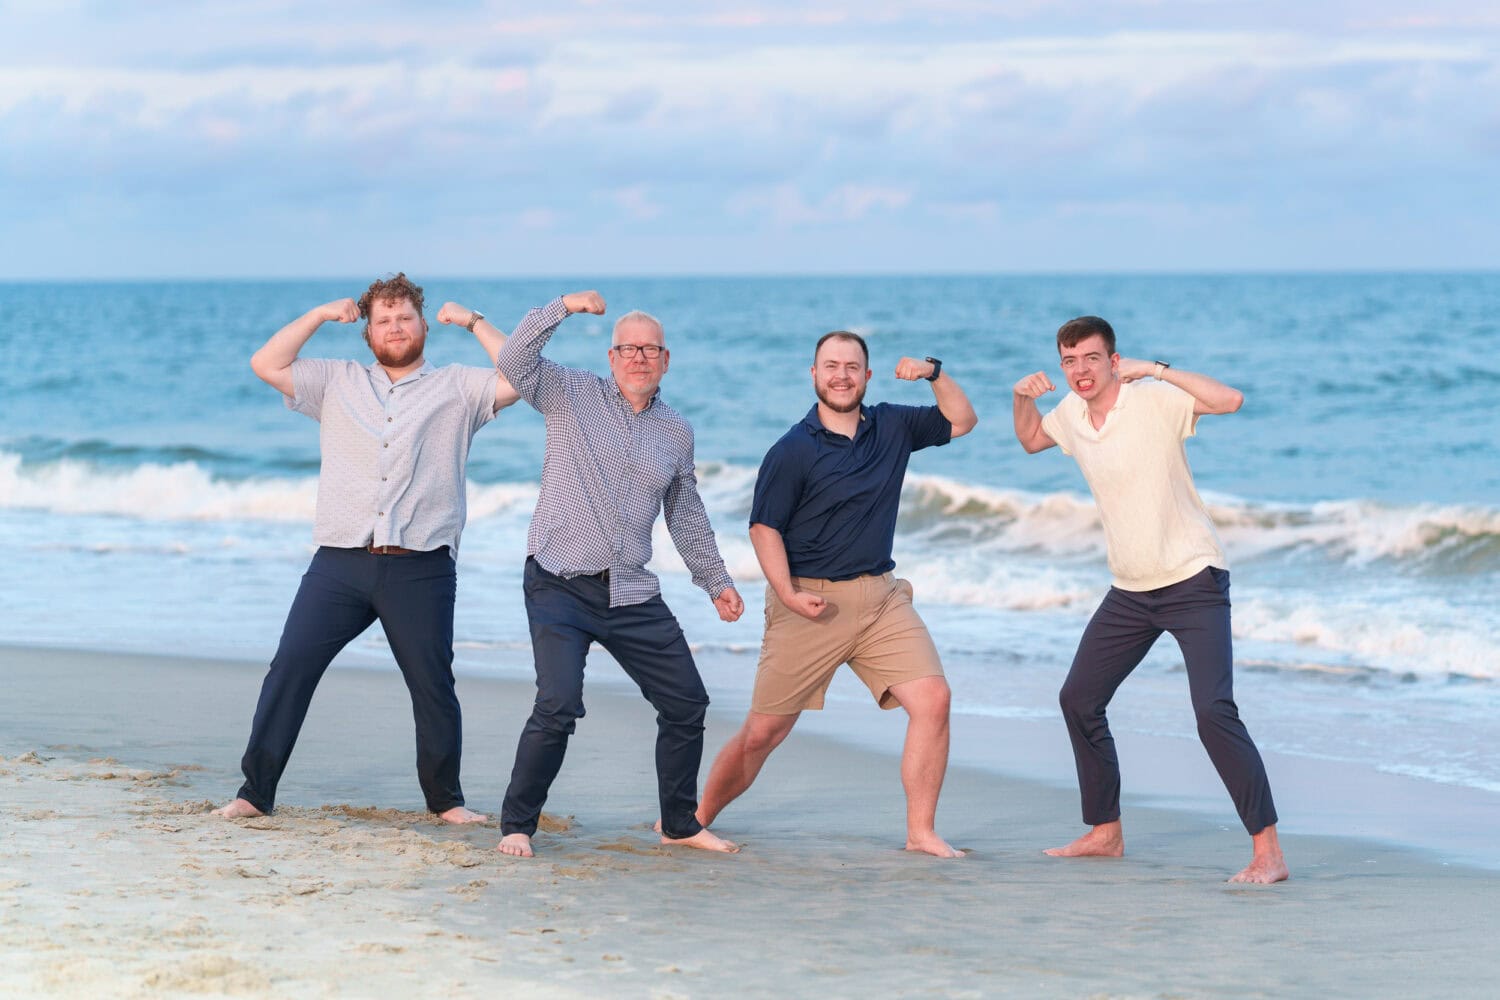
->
[287, 358, 499, 555]
[497, 298, 734, 608]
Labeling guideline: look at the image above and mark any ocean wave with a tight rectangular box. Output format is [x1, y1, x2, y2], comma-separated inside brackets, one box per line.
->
[7, 450, 1498, 575]
[0, 451, 538, 523]
[886, 473, 1500, 575]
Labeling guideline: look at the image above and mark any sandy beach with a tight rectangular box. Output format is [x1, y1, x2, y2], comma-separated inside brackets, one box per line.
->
[3, 644, 1498, 999]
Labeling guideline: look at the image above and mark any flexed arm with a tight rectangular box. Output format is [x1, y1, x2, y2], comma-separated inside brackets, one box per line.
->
[1011, 371, 1058, 454]
[436, 302, 522, 412]
[251, 298, 358, 397]
[895, 358, 978, 437]
[495, 290, 606, 411]
[1117, 358, 1243, 416]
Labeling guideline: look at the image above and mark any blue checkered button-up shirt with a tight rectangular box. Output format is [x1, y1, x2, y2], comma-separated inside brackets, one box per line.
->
[497, 298, 734, 608]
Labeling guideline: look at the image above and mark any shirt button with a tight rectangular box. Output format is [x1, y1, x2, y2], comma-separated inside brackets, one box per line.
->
[378, 511, 384, 516]
[387, 417, 393, 422]
[381, 477, 387, 482]
[384, 443, 389, 448]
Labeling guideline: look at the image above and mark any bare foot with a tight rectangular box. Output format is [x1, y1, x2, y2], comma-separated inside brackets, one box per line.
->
[1044, 821, 1124, 857]
[438, 806, 488, 824]
[1229, 856, 1290, 883]
[212, 798, 264, 819]
[906, 831, 965, 858]
[497, 833, 534, 858]
[1229, 825, 1289, 883]
[660, 828, 740, 853]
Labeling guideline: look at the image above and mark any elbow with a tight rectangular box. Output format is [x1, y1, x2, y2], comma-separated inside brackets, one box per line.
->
[1219, 389, 1244, 414]
[249, 352, 276, 384]
[950, 413, 978, 439]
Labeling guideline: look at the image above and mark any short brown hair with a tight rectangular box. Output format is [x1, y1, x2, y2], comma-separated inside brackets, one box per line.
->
[1056, 316, 1115, 355]
[815, 330, 869, 366]
[358, 272, 425, 319]
[357, 273, 425, 344]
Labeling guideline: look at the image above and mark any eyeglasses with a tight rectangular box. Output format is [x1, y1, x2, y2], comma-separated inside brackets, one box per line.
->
[612, 343, 664, 359]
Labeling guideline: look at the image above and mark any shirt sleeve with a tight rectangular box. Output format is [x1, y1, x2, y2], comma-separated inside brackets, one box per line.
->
[286, 358, 340, 421]
[1156, 381, 1198, 441]
[1040, 403, 1072, 456]
[457, 365, 501, 434]
[887, 403, 952, 451]
[748, 436, 803, 532]
[495, 298, 572, 414]
[662, 428, 735, 599]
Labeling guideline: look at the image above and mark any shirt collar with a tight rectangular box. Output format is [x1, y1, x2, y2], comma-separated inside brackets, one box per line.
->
[369, 360, 436, 387]
[1070, 379, 1131, 424]
[606, 375, 660, 412]
[801, 403, 871, 438]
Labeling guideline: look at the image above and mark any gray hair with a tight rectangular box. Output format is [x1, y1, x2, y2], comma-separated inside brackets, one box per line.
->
[613, 310, 664, 344]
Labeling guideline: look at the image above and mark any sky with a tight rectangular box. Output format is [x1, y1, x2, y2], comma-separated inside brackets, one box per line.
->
[2, 0, 1497, 278]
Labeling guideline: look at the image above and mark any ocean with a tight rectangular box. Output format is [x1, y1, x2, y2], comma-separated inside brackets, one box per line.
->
[3, 274, 1498, 811]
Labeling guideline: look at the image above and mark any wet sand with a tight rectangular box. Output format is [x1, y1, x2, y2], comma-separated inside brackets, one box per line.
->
[3, 645, 1497, 998]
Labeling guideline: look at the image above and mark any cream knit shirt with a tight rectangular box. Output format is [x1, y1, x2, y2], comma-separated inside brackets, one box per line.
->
[1041, 379, 1227, 592]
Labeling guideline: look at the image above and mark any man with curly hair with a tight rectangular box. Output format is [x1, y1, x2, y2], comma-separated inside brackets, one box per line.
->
[216, 274, 518, 824]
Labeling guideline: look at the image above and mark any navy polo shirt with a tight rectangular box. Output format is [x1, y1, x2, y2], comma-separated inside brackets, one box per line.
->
[749, 402, 952, 581]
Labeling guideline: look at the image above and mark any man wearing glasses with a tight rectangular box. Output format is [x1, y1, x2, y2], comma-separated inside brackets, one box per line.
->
[490, 291, 745, 858]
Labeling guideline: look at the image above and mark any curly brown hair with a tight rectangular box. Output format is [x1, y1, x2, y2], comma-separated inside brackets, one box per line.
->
[357, 272, 426, 319]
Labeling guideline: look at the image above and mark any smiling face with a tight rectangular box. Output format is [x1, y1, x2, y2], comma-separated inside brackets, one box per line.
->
[1058, 333, 1119, 402]
[609, 314, 669, 404]
[366, 296, 427, 370]
[812, 335, 871, 414]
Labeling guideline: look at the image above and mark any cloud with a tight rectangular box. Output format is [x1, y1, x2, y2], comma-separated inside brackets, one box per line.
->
[1, 3, 1497, 276]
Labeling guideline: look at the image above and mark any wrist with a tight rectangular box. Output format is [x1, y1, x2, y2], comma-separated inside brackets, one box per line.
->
[1153, 360, 1170, 380]
[465, 310, 485, 332]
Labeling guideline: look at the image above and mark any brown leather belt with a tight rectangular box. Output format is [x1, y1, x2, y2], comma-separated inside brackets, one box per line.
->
[367, 543, 419, 555]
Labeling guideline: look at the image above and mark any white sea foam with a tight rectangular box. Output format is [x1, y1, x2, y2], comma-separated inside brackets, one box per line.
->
[0, 452, 317, 521]
[11, 452, 1495, 576]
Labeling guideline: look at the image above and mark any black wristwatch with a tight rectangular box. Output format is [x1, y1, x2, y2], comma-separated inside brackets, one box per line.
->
[924, 356, 943, 382]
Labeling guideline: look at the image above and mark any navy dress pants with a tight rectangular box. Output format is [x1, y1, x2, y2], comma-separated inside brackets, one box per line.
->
[501, 557, 710, 840]
[1058, 566, 1278, 835]
[235, 546, 466, 814]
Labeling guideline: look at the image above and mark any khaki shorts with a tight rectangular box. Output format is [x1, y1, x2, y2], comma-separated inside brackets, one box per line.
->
[751, 573, 945, 714]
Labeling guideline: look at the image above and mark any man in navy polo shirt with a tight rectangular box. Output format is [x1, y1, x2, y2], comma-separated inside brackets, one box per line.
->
[695, 331, 977, 857]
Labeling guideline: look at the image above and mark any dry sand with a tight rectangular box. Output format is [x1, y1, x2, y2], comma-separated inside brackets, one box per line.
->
[2, 644, 1498, 998]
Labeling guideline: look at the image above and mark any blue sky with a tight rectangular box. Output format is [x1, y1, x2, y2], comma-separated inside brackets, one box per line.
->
[3, 0, 1497, 277]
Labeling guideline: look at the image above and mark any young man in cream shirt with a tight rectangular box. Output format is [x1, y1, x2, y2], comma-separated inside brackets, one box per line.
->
[1012, 316, 1288, 884]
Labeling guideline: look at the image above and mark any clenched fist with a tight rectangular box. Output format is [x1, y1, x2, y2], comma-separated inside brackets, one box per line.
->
[561, 290, 606, 316]
[1012, 371, 1055, 398]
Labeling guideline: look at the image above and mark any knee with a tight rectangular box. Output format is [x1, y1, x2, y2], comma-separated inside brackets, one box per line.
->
[741, 715, 795, 755]
[1058, 682, 1088, 721]
[531, 688, 585, 732]
[658, 696, 708, 732]
[1194, 697, 1241, 733]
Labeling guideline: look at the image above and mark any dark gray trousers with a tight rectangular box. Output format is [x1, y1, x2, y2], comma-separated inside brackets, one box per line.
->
[1059, 566, 1278, 834]
[501, 557, 710, 840]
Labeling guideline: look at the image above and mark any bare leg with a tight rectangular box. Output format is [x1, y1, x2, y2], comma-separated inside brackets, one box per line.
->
[498, 833, 534, 858]
[887, 676, 963, 858]
[695, 711, 800, 826]
[212, 798, 265, 819]
[438, 806, 487, 824]
[1044, 819, 1125, 857]
[1229, 823, 1289, 883]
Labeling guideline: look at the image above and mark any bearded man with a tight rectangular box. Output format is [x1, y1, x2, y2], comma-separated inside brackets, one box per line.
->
[694, 331, 977, 857]
[215, 273, 519, 823]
